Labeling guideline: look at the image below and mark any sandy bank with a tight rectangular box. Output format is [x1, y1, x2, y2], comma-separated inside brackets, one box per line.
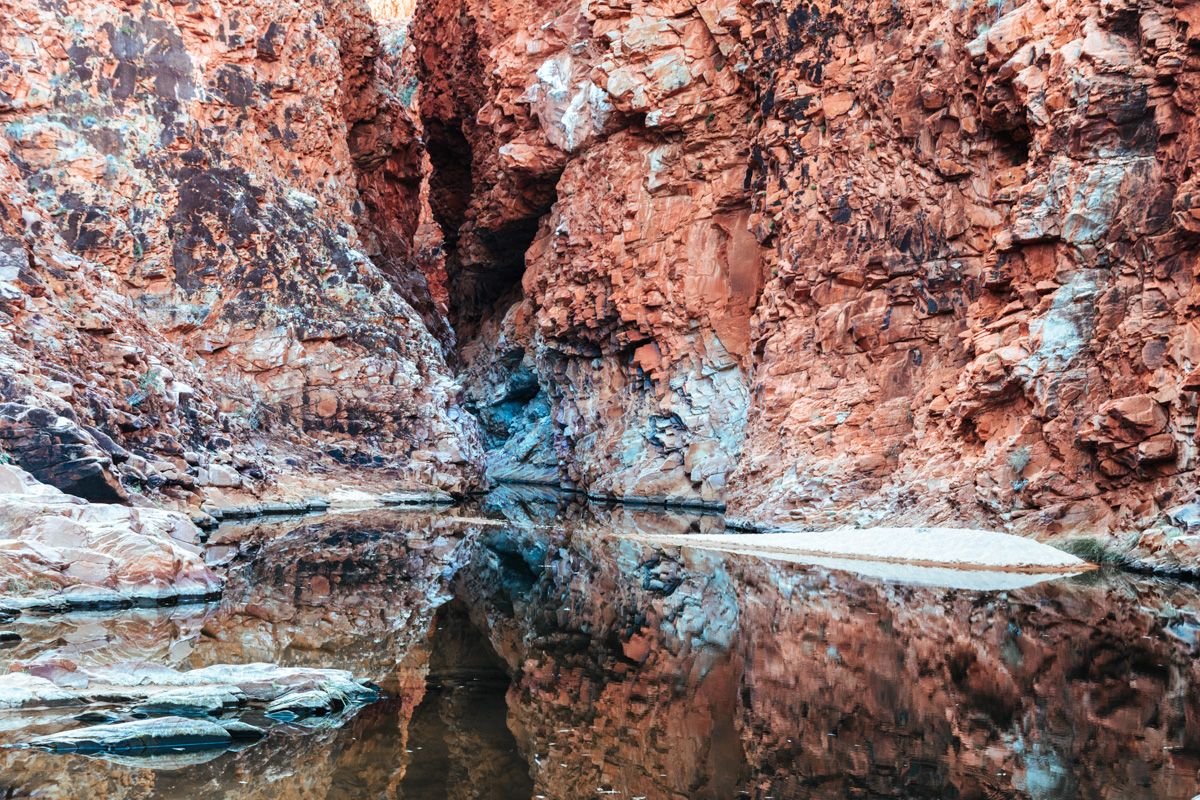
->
[623, 526, 1090, 576]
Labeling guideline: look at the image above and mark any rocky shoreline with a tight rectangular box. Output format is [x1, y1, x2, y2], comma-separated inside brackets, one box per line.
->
[8, 450, 1200, 628]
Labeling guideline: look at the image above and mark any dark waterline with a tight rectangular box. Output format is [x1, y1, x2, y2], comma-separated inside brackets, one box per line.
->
[1, 495, 1200, 798]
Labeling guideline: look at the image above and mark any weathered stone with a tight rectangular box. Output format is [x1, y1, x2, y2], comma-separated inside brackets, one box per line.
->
[406, 0, 1200, 543]
[132, 686, 247, 718]
[29, 717, 233, 755]
[1167, 503, 1200, 531]
[0, 0, 483, 508]
[1, 0, 1199, 552]
[198, 464, 242, 489]
[0, 464, 221, 608]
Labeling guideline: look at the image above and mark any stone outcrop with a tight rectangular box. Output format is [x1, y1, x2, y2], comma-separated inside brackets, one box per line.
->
[1, 661, 378, 720]
[729, 0, 1200, 537]
[405, 0, 1200, 544]
[0, 0, 482, 514]
[0, 464, 220, 609]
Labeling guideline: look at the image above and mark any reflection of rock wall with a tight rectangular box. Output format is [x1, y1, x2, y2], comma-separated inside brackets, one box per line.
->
[0, 0, 481, 504]
[397, 600, 534, 799]
[0, 508, 546, 800]
[455, 520, 1200, 799]
[191, 510, 480, 679]
[411, 0, 1200, 537]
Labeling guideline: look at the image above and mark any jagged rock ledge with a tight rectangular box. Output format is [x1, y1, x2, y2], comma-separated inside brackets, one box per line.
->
[0, 464, 222, 614]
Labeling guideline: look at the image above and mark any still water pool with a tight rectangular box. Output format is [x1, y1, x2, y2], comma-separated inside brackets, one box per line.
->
[2, 489, 1200, 799]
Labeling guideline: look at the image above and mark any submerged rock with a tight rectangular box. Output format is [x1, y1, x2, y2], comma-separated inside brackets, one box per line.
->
[265, 689, 348, 720]
[73, 711, 123, 725]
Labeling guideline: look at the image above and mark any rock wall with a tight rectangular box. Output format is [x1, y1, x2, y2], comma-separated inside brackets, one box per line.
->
[0, 0, 481, 510]
[6, 0, 1200, 539]
[414, 0, 761, 505]
[410, 0, 1200, 538]
[732, 0, 1200, 537]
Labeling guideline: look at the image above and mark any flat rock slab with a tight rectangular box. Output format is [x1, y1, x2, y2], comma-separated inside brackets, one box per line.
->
[625, 527, 1089, 574]
[265, 688, 346, 720]
[27, 716, 232, 755]
[131, 686, 247, 718]
[0, 464, 222, 612]
[0, 662, 378, 715]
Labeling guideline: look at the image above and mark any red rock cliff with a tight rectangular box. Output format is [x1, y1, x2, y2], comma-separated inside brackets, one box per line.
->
[5, 0, 1200, 548]
[409, 0, 1200, 546]
[0, 0, 481, 507]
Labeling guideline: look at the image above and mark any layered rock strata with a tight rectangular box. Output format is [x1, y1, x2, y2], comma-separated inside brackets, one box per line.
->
[0, 464, 220, 609]
[0, 0, 481, 516]
[410, 0, 1200, 541]
[4, 0, 1200, 545]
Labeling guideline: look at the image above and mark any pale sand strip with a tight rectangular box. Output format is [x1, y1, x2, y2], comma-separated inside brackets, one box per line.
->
[622, 527, 1091, 575]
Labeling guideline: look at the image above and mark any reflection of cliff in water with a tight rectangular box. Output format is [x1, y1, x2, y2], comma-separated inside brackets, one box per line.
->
[5, 499, 1200, 798]
[455, 497, 1200, 800]
[399, 601, 534, 799]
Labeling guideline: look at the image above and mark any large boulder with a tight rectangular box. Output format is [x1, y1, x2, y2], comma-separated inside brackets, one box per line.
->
[0, 464, 221, 610]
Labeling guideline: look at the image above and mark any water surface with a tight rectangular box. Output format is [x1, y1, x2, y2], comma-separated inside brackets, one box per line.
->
[3, 492, 1200, 798]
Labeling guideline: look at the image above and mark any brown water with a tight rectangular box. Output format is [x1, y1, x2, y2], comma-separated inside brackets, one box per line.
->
[3, 490, 1200, 799]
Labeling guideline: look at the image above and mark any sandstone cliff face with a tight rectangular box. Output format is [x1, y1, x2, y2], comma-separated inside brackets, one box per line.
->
[732, 0, 1200, 537]
[0, 0, 480, 509]
[409, 0, 1200, 540]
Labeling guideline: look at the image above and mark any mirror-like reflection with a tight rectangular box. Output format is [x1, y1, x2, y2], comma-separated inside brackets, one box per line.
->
[2, 493, 1200, 798]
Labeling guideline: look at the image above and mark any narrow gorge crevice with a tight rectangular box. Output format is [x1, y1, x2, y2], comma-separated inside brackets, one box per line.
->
[411, 0, 565, 488]
[403, 0, 767, 504]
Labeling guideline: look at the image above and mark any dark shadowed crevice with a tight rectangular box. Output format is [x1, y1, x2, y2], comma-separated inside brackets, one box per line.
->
[451, 214, 547, 342]
[411, 0, 559, 348]
[420, 109, 558, 346]
[410, 0, 562, 484]
[423, 120, 473, 255]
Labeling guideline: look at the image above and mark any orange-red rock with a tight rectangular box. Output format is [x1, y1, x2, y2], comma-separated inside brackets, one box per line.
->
[4, 0, 1200, 553]
[0, 0, 482, 512]
[408, 0, 1200, 546]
